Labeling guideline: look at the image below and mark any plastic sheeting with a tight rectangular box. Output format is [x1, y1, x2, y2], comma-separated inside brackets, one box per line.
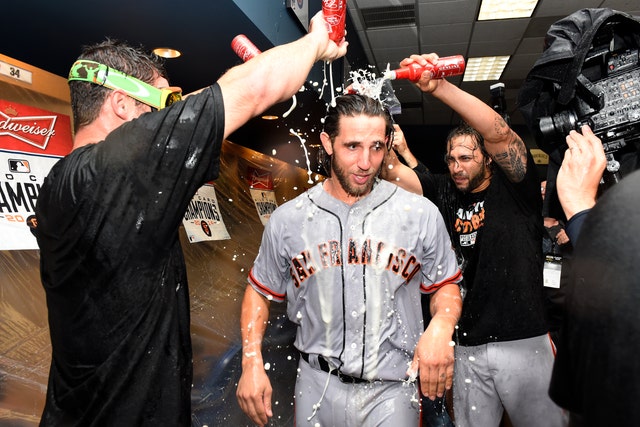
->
[0, 139, 325, 426]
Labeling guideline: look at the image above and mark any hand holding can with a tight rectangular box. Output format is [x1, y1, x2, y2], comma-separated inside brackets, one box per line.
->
[386, 55, 466, 82]
[322, 0, 347, 42]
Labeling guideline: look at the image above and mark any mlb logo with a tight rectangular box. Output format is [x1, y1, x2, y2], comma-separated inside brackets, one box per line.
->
[8, 159, 30, 173]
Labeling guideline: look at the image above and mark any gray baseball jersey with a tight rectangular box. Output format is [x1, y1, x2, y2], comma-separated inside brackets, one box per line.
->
[249, 179, 461, 381]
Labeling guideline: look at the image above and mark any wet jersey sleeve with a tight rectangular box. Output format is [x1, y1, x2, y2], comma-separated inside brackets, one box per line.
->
[420, 204, 462, 294]
[93, 84, 225, 246]
[248, 209, 291, 302]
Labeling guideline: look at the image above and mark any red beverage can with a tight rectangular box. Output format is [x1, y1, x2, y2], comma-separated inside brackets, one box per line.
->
[322, 0, 347, 42]
[431, 55, 466, 78]
[231, 34, 262, 62]
[388, 55, 466, 81]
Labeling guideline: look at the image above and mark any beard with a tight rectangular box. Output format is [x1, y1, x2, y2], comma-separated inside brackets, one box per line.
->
[453, 161, 488, 193]
[331, 155, 381, 198]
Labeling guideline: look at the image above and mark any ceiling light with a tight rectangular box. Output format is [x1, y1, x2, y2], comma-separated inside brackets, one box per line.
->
[477, 0, 538, 20]
[463, 56, 510, 81]
[152, 47, 182, 58]
[261, 115, 279, 120]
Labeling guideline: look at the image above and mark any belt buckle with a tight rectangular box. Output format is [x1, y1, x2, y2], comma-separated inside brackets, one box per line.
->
[337, 370, 364, 384]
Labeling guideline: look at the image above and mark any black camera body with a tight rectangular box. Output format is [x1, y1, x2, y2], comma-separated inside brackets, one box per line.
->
[536, 47, 640, 159]
[518, 9, 640, 216]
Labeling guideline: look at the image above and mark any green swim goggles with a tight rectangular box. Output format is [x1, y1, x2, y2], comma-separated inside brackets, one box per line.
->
[68, 60, 182, 110]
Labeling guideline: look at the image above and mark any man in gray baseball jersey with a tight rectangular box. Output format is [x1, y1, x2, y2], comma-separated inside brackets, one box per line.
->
[236, 94, 463, 426]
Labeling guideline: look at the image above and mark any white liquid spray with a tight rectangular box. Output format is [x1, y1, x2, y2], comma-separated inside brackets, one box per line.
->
[289, 129, 314, 184]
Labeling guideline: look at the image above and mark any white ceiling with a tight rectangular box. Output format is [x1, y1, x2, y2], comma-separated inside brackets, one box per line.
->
[347, 0, 640, 127]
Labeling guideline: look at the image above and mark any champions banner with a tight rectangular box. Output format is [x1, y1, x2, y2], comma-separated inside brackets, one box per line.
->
[247, 167, 278, 225]
[183, 183, 230, 242]
[0, 100, 73, 250]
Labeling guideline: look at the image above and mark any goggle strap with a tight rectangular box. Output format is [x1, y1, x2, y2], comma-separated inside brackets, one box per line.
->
[68, 60, 181, 110]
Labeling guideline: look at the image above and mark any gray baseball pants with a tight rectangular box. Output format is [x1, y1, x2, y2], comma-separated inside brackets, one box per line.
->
[295, 357, 420, 426]
[453, 334, 568, 427]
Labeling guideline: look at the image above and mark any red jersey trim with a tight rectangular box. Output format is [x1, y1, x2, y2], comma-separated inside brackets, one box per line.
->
[421, 268, 463, 293]
[248, 268, 286, 302]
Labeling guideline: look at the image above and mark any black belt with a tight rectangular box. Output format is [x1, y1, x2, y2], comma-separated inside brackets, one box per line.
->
[300, 352, 371, 384]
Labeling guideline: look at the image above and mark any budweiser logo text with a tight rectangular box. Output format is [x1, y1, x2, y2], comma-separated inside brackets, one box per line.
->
[0, 111, 57, 150]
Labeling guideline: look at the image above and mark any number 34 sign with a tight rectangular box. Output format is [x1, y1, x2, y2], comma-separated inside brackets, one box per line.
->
[0, 59, 33, 84]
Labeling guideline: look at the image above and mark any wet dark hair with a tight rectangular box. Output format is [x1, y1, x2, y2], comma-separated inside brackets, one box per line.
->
[445, 121, 491, 160]
[319, 94, 394, 174]
[322, 94, 394, 142]
[69, 38, 167, 132]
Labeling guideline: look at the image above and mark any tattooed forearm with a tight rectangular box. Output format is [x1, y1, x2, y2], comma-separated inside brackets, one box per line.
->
[493, 116, 510, 136]
[492, 131, 527, 183]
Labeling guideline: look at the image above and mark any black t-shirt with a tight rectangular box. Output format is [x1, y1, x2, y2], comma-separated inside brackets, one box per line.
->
[35, 84, 224, 426]
[549, 169, 640, 425]
[417, 155, 548, 345]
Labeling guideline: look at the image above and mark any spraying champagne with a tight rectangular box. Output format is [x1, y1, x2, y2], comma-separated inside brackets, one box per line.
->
[385, 55, 466, 81]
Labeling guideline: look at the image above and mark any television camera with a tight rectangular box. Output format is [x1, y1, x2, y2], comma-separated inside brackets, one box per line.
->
[535, 43, 640, 185]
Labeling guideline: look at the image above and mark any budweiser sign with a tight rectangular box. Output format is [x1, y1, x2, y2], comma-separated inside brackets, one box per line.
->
[0, 99, 72, 250]
[0, 100, 72, 156]
[0, 110, 57, 150]
[247, 167, 274, 190]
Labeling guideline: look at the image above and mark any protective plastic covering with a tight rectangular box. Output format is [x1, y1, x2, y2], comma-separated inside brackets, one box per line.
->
[0, 138, 325, 426]
[517, 8, 640, 154]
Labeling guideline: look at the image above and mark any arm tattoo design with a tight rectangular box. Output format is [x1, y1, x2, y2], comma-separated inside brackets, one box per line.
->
[491, 117, 527, 183]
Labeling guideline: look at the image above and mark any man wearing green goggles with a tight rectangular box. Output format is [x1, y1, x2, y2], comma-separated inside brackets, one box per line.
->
[68, 59, 182, 111]
[35, 10, 347, 427]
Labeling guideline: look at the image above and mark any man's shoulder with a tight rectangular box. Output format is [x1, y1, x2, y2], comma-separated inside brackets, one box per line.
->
[415, 169, 452, 191]
[269, 185, 319, 218]
[492, 158, 542, 201]
[382, 180, 443, 213]
[43, 145, 96, 186]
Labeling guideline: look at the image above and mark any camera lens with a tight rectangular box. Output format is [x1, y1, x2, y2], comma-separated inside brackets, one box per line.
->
[538, 110, 578, 144]
[552, 111, 578, 135]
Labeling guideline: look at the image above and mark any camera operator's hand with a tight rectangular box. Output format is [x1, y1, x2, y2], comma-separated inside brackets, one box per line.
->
[555, 228, 570, 246]
[557, 125, 607, 220]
